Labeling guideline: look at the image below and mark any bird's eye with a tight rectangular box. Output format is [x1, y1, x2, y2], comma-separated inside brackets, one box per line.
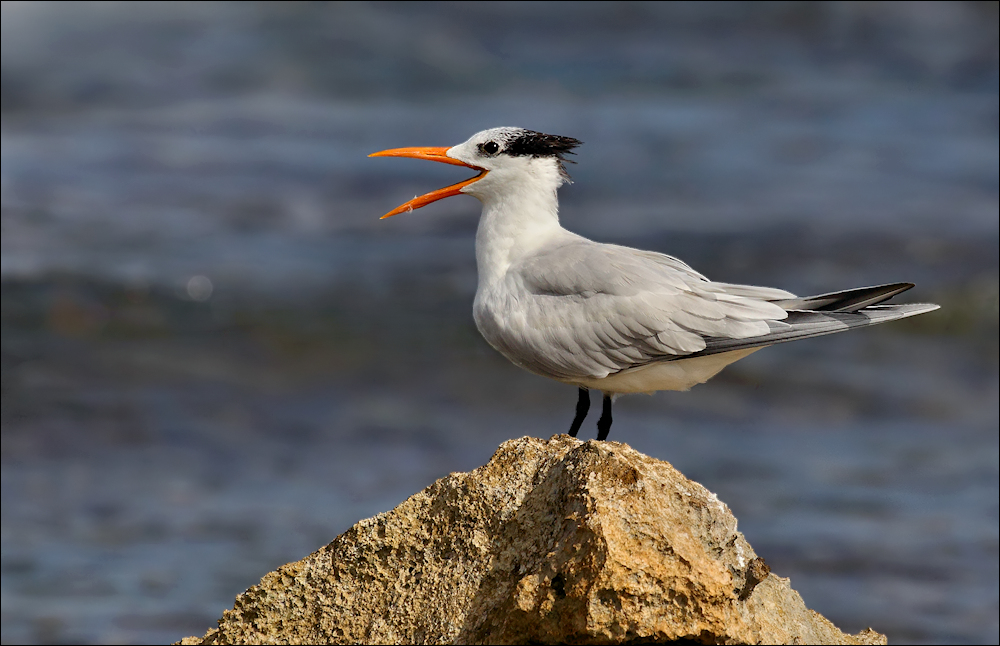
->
[481, 141, 499, 155]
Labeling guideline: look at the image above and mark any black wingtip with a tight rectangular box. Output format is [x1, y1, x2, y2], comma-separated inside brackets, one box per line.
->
[788, 282, 916, 313]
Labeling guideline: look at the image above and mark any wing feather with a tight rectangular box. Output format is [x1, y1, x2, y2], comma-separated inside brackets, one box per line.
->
[685, 303, 940, 358]
[475, 240, 790, 380]
[473, 237, 937, 383]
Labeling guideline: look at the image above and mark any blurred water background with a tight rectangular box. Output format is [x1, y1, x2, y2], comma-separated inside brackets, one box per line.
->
[1, 2, 997, 644]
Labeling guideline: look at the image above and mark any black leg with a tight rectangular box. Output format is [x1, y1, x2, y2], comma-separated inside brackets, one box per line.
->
[596, 394, 613, 441]
[568, 388, 590, 437]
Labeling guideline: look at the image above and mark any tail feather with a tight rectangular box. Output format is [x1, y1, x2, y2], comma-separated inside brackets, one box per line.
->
[681, 302, 940, 359]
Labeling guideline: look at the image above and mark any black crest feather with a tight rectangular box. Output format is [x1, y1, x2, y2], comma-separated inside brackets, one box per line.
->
[506, 130, 582, 180]
[507, 130, 582, 159]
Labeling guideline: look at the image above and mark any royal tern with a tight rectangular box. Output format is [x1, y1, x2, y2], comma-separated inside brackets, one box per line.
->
[370, 127, 940, 441]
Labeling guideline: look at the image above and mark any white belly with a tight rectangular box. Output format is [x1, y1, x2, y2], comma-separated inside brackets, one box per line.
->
[569, 347, 762, 394]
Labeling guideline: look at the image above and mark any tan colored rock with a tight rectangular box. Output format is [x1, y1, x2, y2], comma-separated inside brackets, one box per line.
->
[182, 435, 886, 645]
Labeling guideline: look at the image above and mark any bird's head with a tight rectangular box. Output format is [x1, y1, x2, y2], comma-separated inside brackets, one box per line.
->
[369, 127, 581, 218]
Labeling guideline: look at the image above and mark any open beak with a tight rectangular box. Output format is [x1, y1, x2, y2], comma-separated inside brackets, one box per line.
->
[368, 147, 486, 218]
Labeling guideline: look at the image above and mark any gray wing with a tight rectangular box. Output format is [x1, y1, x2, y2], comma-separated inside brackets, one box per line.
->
[480, 239, 794, 381]
[479, 240, 939, 382]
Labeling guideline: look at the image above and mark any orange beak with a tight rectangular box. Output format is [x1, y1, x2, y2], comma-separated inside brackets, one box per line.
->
[368, 146, 486, 218]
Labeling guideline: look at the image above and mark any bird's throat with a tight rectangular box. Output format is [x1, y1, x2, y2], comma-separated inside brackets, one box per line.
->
[474, 191, 564, 286]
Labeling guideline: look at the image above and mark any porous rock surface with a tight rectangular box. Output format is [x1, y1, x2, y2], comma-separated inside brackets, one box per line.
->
[181, 435, 886, 645]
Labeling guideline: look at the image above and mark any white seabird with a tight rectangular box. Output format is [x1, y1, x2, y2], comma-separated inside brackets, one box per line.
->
[370, 127, 940, 440]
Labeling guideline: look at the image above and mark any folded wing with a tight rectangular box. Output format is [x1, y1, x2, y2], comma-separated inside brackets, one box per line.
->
[485, 240, 790, 380]
[478, 239, 938, 381]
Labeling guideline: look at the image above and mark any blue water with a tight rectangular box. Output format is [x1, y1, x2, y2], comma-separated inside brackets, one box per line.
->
[2, 3, 997, 644]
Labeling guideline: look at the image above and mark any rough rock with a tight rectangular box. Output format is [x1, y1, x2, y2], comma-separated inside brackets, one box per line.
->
[181, 435, 886, 645]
